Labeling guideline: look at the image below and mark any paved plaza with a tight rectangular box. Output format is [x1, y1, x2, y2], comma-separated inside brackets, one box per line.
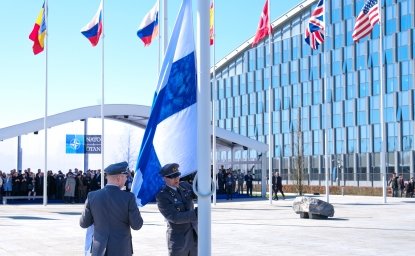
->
[0, 194, 414, 256]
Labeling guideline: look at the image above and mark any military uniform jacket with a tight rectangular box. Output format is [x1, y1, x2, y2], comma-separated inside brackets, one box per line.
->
[80, 185, 144, 256]
[156, 182, 198, 256]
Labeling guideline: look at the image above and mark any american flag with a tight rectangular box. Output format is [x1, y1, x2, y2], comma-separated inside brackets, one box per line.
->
[352, 0, 379, 42]
[304, 0, 325, 50]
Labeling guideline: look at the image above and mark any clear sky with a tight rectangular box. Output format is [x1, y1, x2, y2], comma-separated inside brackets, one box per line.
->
[0, 0, 304, 172]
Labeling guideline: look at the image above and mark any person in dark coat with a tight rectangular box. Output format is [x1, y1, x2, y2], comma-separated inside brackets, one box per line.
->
[79, 161, 144, 256]
[244, 171, 254, 196]
[156, 163, 198, 256]
[273, 172, 285, 200]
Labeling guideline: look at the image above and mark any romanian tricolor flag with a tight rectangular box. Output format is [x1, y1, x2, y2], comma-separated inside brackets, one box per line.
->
[137, 1, 159, 46]
[209, 1, 214, 46]
[81, 1, 103, 47]
[29, 2, 46, 55]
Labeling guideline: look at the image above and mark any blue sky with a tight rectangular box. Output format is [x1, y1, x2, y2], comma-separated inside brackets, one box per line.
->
[0, 0, 304, 172]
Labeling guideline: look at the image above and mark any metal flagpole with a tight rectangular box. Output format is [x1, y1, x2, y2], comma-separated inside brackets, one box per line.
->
[323, 0, 329, 203]
[267, 0, 273, 205]
[378, 0, 387, 203]
[43, 0, 49, 206]
[101, 0, 105, 188]
[158, 0, 161, 73]
[163, 0, 168, 53]
[212, 0, 217, 206]
[197, 1, 211, 255]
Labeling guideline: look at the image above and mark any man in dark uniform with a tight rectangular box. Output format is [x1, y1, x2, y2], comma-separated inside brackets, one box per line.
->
[79, 161, 144, 256]
[156, 163, 198, 256]
[244, 171, 254, 196]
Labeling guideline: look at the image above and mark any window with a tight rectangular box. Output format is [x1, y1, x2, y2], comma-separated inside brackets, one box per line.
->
[370, 96, 380, 124]
[313, 130, 321, 155]
[332, 48, 343, 75]
[357, 98, 367, 125]
[283, 86, 291, 109]
[282, 38, 291, 63]
[281, 63, 289, 86]
[272, 66, 280, 88]
[397, 31, 409, 61]
[290, 60, 299, 84]
[249, 93, 257, 115]
[303, 82, 312, 106]
[385, 93, 396, 123]
[310, 54, 320, 80]
[232, 76, 239, 97]
[303, 131, 311, 156]
[356, 41, 368, 70]
[293, 84, 301, 108]
[347, 127, 356, 153]
[282, 109, 290, 133]
[386, 64, 398, 93]
[334, 75, 344, 101]
[225, 78, 231, 98]
[402, 121, 413, 151]
[300, 57, 309, 82]
[346, 72, 356, 99]
[257, 44, 265, 70]
[360, 125, 370, 153]
[398, 91, 410, 121]
[334, 22, 344, 49]
[283, 133, 292, 157]
[385, 4, 397, 36]
[401, 61, 413, 91]
[241, 94, 248, 116]
[273, 40, 282, 65]
[359, 69, 370, 97]
[234, 96, 241, 117]
[255, 70, 263, 92]
[248, 115, 255, 137]
[248, 49, 256, 72]
[239, 74, 247, 95]
[227, 98, 233, 118]
[273, 111, 281, 134]
[312, 80, 322, 105]
[232, 118, 239, 134]
[335, 128, 345, 154]
[240, 116, 247, 136]
[247, 72, 255, 94]
[387, 123, 397, 152]
[301, 107, 310, 131]
[345, 99, 355, 127]
[311, 105, 320, 130]
[400, 0, 413, 31]
[333, 102, 343, 128]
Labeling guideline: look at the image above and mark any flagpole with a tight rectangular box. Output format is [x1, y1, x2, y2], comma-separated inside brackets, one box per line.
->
[323, 0, 329, 203]
[378, 0, 386, 203]
[267, 0, 273, 205]
[101, 0, 105, 188]
[197, 0, 211, 255]
[163, 0, 168, 53]
[158, 0, 161, 73]
[211, 0, 217, 206]
[43, 0, 48, 206]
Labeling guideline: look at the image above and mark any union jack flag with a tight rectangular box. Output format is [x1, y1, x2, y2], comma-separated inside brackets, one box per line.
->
[352, 0, 379, 42]
[304, 0, 325, 50]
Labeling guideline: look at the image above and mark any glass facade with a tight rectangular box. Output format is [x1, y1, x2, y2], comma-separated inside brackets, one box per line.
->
[212, 0, 415, 183]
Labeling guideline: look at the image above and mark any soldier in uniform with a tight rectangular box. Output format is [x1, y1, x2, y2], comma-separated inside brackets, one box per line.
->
[156, 163, 198, 256]
[80, 161, 144, 256]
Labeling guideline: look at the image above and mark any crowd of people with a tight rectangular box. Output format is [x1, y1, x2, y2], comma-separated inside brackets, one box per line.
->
[388, 172, 414, 198]
[0, 168, 135, 203]
[216, 166, 255, 200]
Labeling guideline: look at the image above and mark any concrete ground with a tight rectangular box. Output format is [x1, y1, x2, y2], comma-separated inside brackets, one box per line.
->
[0, 194, 414, 256]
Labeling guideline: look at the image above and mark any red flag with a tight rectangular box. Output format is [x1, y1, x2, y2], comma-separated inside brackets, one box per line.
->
[252, 0, 271, 47]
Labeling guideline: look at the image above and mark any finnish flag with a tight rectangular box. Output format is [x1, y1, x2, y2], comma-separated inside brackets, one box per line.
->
[131, 0, 197, 206]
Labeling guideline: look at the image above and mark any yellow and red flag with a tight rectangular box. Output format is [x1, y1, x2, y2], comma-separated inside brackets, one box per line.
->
[209, 1, 214, 45]
[29, 2, 47, 55]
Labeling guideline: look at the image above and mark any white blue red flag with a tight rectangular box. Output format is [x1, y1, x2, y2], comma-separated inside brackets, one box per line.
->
[304, 0, 325, 50]
[352, 0, 379, 42]
[137, 1, 159, 46]
[131, 0, 197, 206]
[81, 1, 103, 47]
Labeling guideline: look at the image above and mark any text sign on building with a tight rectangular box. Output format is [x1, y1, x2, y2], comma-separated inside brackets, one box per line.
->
[66, 135, 101, 154]
[85, 135, 101, 154]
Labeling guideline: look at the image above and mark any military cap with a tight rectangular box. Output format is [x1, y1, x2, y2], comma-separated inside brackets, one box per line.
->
[159, 163, 181, 178]
[104, 161, 129, 175]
